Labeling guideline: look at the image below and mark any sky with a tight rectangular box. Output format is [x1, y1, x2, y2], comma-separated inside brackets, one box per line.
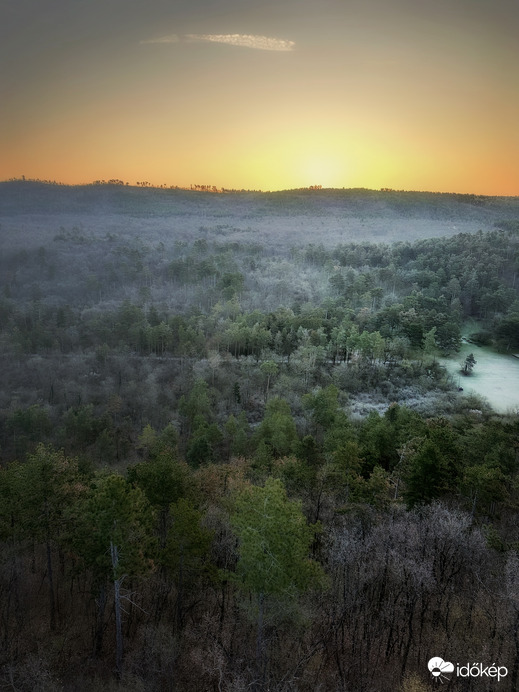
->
[1, 0, 518, 194]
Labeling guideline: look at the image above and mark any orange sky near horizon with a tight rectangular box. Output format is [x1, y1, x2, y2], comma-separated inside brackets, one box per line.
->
[1, 0, 518, 195]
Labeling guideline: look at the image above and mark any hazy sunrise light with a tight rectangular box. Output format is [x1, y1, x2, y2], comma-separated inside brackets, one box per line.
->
[1, 0, 518, 193]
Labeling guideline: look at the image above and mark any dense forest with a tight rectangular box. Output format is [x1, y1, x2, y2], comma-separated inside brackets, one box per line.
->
[1, 182, 519, 691]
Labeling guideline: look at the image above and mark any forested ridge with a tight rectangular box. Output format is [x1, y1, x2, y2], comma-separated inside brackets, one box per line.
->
[1, 183, 519, 691]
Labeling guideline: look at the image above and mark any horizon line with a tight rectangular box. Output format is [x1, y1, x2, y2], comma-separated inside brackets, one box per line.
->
[1, 177, 517, 199]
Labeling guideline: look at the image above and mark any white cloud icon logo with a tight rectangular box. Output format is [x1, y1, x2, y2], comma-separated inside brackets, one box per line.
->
[428, 657, 454, 681]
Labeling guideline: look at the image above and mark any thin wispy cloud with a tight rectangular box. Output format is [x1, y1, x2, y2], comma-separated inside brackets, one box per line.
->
[140, 34, 179, 45]
[141, 33, 295, 51]
[187, 33, 295, 51]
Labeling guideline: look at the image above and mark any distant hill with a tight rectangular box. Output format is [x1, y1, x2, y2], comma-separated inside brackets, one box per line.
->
[1, 180, 518, 249]
[1, 180, 518, 219]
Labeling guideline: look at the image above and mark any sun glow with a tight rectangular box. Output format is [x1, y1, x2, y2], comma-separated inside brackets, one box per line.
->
[297, 155, 347, 189]
[2, 0, 517, 196]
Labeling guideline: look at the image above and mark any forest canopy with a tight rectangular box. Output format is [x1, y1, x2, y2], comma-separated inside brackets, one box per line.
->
[1, 183, 519, 691]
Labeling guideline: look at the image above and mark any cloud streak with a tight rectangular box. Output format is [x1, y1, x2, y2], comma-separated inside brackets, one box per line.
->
[141, 33, 294, 51]
[140, 34, 179, 45]
[186, 34, 295, 51]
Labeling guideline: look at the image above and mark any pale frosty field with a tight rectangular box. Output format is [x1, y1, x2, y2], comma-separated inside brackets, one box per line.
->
[0, 213, 487, 251]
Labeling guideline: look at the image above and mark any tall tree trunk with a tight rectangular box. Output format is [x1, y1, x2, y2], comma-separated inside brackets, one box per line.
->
[255, 592, 265, 691]
[511, 610, 519, 692]
[400, 596, 416, 678]
[3, 549, 22, 650]
[111, 541, 124, 679]
[94, 581, 107, 657]
[46, 534, 56, 631]
[175, 550, 184, 632]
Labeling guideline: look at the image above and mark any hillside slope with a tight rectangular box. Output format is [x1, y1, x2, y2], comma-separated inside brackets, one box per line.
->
[1, 181, 518, 250]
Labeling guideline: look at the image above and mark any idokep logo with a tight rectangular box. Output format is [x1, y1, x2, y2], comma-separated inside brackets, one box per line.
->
[456, 662, 508, 681]
[428, 657, 508, 683]
[428, 658, 454, 683]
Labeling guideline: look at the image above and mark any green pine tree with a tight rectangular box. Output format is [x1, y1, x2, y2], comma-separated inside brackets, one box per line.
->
[231, 477, 324, 688]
